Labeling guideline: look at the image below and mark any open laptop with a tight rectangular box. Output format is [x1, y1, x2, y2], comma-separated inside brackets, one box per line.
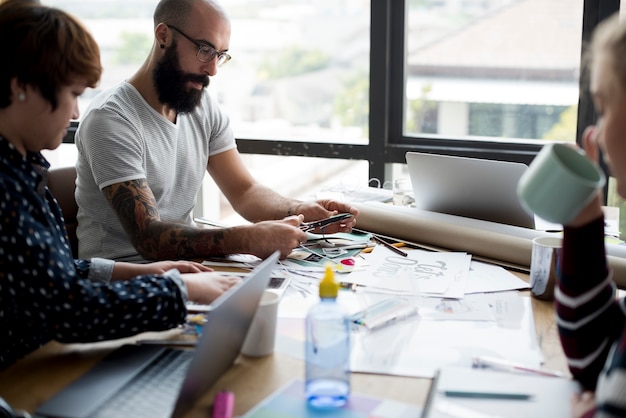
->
[35, 251, 280, 418]
[406, 152, 535, 229]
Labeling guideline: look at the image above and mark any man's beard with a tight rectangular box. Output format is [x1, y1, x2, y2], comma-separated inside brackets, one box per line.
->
[153, 41, 210, 114]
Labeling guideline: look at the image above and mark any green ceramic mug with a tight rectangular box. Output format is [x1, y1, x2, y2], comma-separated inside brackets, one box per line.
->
[517, 143, 606, 225]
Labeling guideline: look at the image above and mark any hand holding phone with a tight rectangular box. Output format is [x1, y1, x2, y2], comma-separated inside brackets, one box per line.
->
[299, 213, 354, 232]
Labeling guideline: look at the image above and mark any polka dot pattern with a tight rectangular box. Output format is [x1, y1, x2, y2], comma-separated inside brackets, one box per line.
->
[0, 137, 187, 369]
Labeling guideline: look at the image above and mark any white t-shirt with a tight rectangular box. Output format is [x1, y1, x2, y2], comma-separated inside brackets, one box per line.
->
[75, 82, 236, 262]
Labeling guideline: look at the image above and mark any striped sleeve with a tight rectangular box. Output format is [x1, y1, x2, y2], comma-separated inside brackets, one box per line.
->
[556, 215, 620, 391]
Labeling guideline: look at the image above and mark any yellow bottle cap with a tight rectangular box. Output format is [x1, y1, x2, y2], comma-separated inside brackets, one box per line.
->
[319, 264, 339, 298]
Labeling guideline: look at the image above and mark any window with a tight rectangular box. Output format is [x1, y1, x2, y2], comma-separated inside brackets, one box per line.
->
[404, 0, 582, 143]
[44, 0, 372, 223]
[43, 0, 618, 225]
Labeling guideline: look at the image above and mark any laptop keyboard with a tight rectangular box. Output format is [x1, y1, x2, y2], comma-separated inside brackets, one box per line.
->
[91, 348, 194, 418]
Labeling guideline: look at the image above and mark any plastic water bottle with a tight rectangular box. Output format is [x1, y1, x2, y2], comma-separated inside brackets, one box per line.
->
[305, 264, 351, 408]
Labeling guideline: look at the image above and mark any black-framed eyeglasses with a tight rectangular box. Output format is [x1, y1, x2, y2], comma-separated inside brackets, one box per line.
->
[166, 24, 231, 66]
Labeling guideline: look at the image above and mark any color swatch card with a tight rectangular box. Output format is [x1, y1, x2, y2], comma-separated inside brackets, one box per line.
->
[242, 379, 421, 418]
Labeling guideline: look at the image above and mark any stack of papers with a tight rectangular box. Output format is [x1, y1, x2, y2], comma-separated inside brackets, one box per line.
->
[343, 245, 529, 297]
[271, 242, 543, 379]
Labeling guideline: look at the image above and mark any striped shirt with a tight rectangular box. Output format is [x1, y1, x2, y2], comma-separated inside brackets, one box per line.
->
[556, 216, 626, 417]
[75, 82, 236, 262]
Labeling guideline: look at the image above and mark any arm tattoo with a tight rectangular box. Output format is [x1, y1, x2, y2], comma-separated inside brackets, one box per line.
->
[103, 179, 227, 260]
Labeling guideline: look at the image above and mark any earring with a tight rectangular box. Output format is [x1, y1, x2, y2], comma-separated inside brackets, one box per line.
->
[17, 92, 25, 102]
[160, 44, 165, 49]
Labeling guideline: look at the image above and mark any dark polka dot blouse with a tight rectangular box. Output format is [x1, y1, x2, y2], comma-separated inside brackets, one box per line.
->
[0, 136, 187, 369]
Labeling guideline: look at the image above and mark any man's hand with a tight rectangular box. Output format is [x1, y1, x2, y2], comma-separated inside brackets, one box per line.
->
[294, 200, 359, 234]
[230, 215, 307, 260]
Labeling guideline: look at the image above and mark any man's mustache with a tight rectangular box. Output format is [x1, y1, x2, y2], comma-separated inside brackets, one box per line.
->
[184, 74, 210, 88]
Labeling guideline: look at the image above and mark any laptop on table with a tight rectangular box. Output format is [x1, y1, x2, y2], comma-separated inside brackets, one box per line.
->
[405, 152, 535, 229]
[35, 251, 280, 418]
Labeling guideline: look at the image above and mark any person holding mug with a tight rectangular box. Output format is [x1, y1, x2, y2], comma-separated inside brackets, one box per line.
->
[0, 0, 241, 370]
[552, 13, 626, 418]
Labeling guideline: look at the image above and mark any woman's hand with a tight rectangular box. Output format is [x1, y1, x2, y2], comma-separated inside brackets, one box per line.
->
[567, 126, 604, 227]
[571, 391, 596, 418]
[111, 260, 213, 281]
[181, 272, 242, 304]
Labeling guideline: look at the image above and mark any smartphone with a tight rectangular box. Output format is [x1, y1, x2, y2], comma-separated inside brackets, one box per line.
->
[299, 213, 354, 232]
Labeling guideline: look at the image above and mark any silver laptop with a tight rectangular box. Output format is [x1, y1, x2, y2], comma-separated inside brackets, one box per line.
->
[35, 251, 280, 418]
[406, 152, 535, 229]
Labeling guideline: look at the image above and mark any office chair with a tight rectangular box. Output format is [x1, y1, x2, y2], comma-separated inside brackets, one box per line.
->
[47, 165, 79, 258]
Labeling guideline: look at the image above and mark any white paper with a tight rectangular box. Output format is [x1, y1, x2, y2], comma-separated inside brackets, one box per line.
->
[465, 261, 530, 294]
[344, 246, 471, 294]
[350, 292, 543, 378]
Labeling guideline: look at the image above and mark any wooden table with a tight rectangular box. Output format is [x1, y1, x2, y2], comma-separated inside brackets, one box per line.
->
[0, 273, 567, 417]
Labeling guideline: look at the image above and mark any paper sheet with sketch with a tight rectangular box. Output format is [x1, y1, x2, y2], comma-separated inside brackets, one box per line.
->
[342, 245, 471, 295]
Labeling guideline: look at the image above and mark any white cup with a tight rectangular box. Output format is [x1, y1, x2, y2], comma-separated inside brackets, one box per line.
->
[241, 290, 281, 357]
[393, 178, 414, 206]
[529, 236, 562, 301]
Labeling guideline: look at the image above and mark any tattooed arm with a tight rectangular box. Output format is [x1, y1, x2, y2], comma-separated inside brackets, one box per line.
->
[103, 179, 307, 260]
[208, 149, 359, 231]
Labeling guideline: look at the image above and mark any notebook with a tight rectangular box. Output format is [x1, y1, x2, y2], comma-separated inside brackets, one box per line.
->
[406, 152, 535, 229]
[422, 366, 581, 418]
[35, 251, 280, 418]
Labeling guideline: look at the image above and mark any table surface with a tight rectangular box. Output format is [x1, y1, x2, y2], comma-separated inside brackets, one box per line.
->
[0, 271, 567, 417]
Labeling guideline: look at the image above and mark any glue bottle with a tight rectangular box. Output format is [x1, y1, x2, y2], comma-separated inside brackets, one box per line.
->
[305, 264, 351, 408]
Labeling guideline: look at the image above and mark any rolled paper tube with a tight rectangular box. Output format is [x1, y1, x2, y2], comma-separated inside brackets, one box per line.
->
[352, 202, 626, 288]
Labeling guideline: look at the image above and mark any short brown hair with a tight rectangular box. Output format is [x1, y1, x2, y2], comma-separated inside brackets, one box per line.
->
[0, 0, 102, 110]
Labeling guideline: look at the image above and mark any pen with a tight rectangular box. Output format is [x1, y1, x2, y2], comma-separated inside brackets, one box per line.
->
[349, 297, 401, 323]
[443, 391, 532, 400]
[372, 234, 408, 257]
[472, 355, 566, 378]
[362, 305, 418, 331]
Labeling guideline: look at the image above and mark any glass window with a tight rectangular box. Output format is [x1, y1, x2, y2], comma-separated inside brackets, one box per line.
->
[42, 0, 372, 222]
[405, 0, 583, 145]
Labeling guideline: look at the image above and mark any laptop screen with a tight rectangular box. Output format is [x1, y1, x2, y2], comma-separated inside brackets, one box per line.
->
[406, 152, 535, 229]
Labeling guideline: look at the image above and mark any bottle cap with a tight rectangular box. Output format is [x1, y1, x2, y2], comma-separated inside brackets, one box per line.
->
[319, 264, 339, 298]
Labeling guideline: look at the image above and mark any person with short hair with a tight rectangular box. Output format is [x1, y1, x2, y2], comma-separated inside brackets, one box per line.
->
[556, 12, 626, 418]
[74, 0, 359, 264]
[0, 0, 240, 369]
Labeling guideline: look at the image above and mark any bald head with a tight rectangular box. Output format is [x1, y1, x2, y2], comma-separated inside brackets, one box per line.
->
[154, 0, 227, 28]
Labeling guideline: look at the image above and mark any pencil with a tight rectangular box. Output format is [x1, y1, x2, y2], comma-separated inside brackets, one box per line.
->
[361, 242, 405, 254]
[372, 234, 408, 257]
[443, 390, 532, 400]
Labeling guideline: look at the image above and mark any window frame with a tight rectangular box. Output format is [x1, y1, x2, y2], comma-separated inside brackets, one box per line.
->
[64, 0, 619, 191]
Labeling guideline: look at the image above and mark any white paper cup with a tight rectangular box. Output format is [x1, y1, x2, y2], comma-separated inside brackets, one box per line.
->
[241, 290, 280, 357]
[517, 143, 605, 225]
[529, 236, 562, 301]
